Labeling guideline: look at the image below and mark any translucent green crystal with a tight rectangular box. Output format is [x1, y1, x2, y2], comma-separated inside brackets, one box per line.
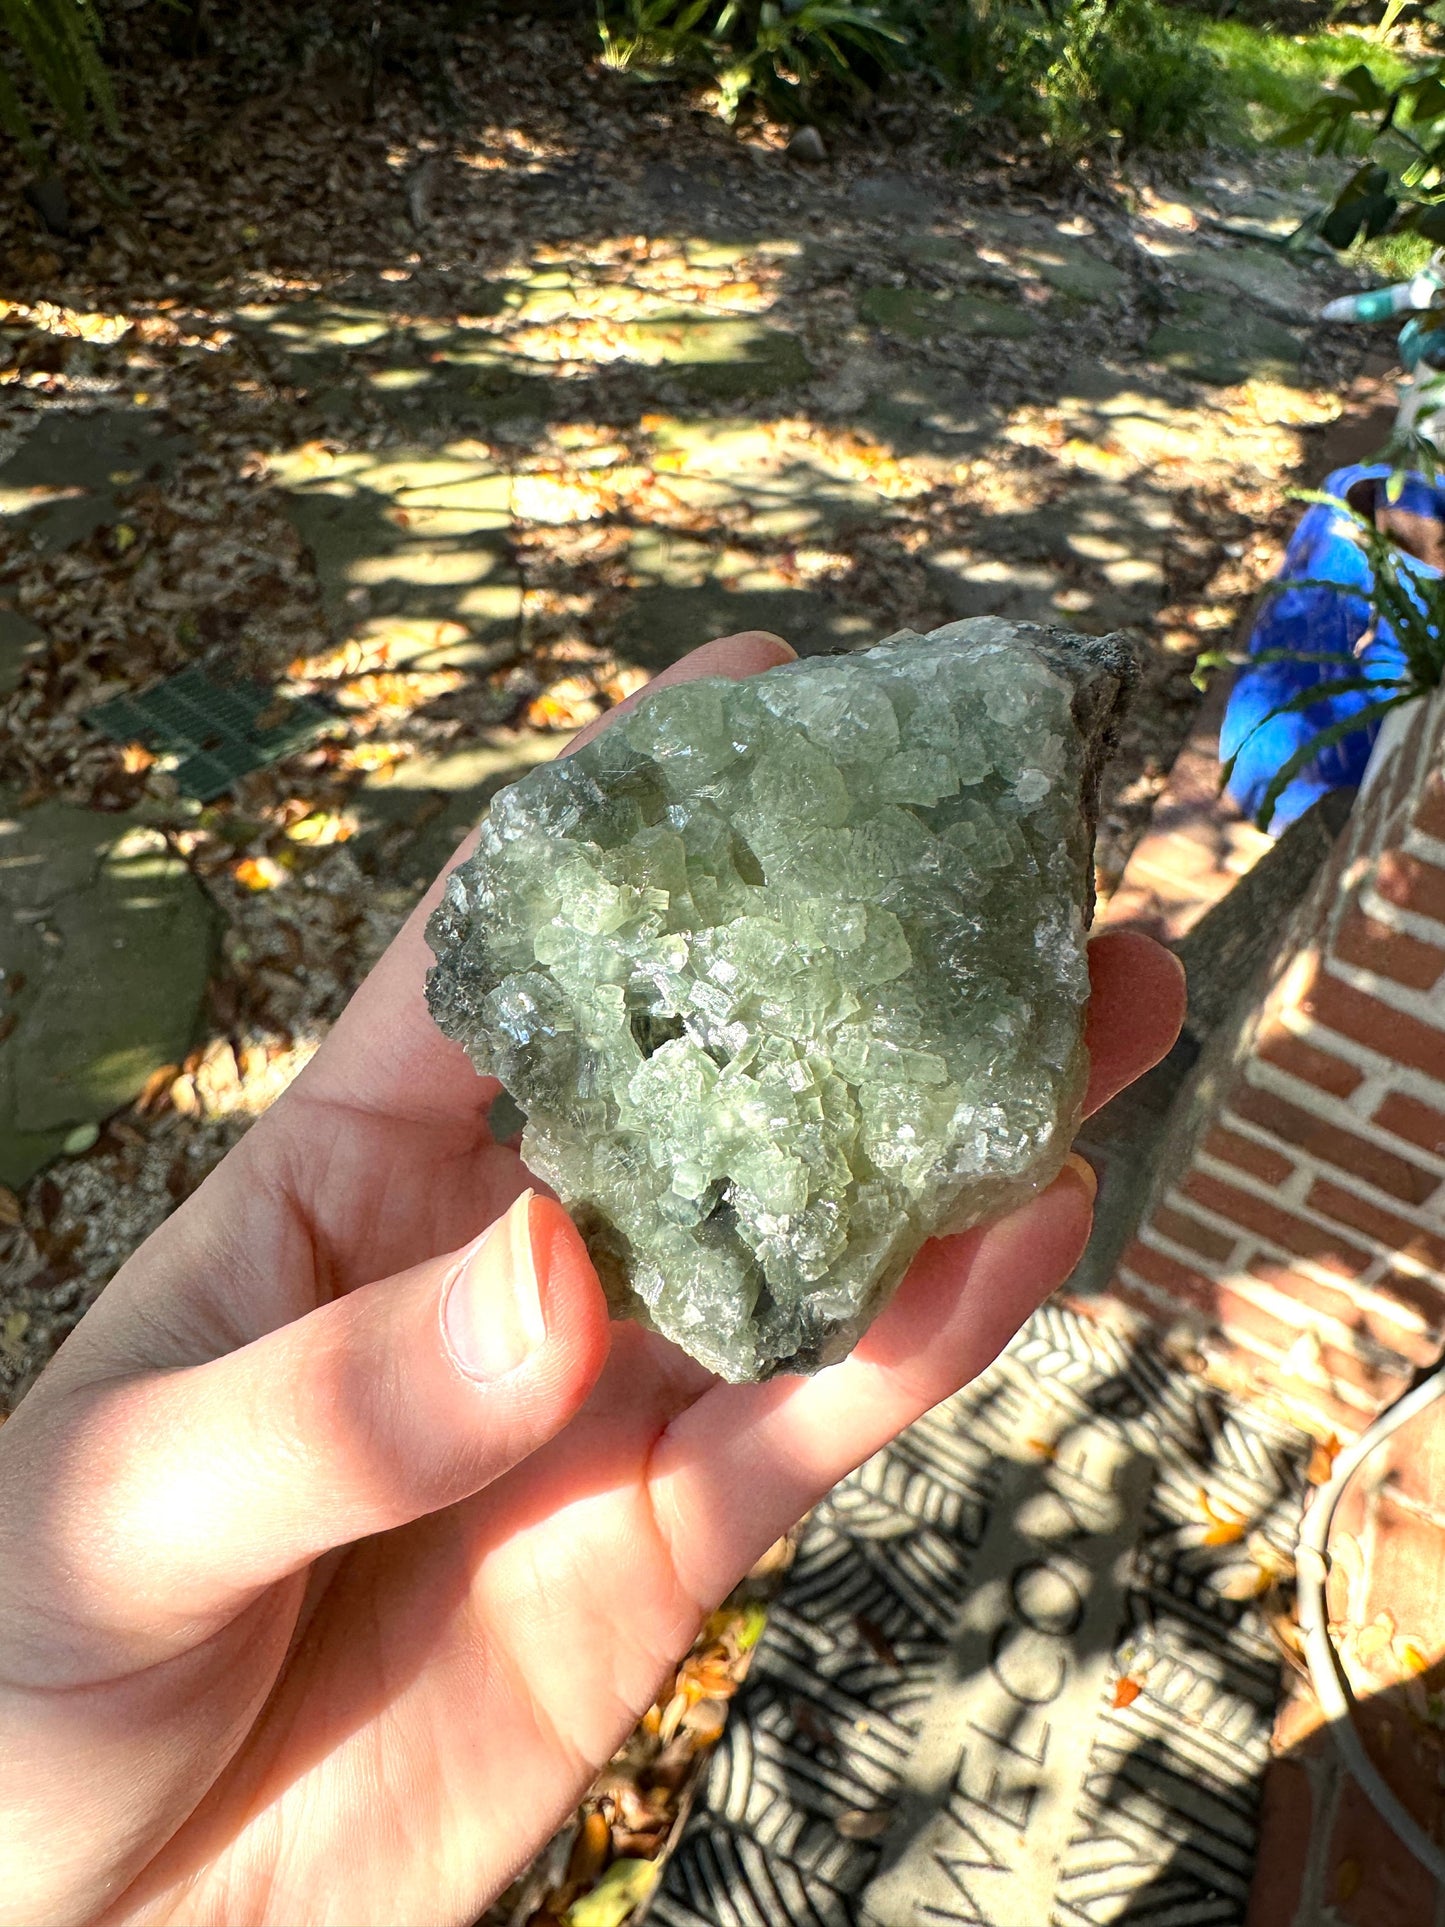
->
[425, 618, 1132, 1381]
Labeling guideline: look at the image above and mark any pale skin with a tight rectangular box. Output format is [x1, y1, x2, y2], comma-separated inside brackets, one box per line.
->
[0, 631, 1185, 1927]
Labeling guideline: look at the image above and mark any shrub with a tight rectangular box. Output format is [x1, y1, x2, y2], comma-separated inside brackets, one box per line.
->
[1287, 4, 1445, 253]
[893, 0, 1227, 155]
[596, 0, 910, 123]
[0, 0, 116, 164]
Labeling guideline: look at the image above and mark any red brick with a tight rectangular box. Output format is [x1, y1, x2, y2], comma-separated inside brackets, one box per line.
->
[1372, 1266, 1445, 1340]
[1201, 1123, 1294, 1188]
[1335, 903, 1445, 990]
[1150, 1204, 1239, 1266]
[1376, 846, 1445, 927]
[1212, 1288, 1412, 1402]
[1110, 1277, 1194, 1330]
[1254, 1027, 1364, 1100]
[1307, 1177, 1445, 1272]
[1373, 1088, 1445, 1157]
[1247, 1258, 1440, 1368]
[1242, 1758, 1312, 1927]
[1120, 1241, 1218, 1317]
[1300, 964, 1445, 1081]
[1231, 1085, 1440, 1207]
[1246, 1255, 1357, 1327]
[1181, 1171, 1373, 1276]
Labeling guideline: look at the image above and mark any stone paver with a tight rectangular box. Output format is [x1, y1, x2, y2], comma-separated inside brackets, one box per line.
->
[0, 406, 191, 550]
[860, 283, 1038, 340]
[1149, 293, 1303, 386]
[0, 791, 214, 1186]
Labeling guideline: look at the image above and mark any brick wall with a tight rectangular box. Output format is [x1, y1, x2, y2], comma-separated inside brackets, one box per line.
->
[1111, 687, 1445, 1439]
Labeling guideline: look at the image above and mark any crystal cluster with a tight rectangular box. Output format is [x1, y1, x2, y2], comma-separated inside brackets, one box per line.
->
[426, 619, 1132, 1381]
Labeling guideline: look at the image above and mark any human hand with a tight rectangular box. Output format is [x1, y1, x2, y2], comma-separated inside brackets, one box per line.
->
[0, 632, 1184, 1927]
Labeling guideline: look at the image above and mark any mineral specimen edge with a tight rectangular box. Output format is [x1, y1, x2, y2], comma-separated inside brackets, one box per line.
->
[425, 618, 1135, 1383]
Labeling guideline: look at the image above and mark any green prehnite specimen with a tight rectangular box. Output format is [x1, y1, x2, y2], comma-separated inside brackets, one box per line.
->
[426, 619, 1133, 1381]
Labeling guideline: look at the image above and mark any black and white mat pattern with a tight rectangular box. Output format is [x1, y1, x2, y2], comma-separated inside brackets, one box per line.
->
[654, 1302, 1306, 1927]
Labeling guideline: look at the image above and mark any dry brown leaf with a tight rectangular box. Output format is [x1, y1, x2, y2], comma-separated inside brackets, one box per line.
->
[1356, 1612, 1397, 1662]
[1307, 1433, 1341, 1485]
[1196, 1487, 1248, 1545]
[565, 1810, 610, 1891]
[656, 1692, 688, 1746]
[684, 1699, 729, 1747]
[836, 1808, 892, 1840]
[0, 1185, 21, 1228]
[1336, 1857, 1362, 1903]
[134, 1062, 181, 1114]
[232, 855, 284, 891]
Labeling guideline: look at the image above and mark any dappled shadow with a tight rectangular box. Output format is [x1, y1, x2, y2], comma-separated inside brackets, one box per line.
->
[656, 1303, 1309, 1924]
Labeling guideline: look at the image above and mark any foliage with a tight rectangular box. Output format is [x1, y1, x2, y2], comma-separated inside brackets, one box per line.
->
[0, 0, 116, 163]
[1195, 16, 1410, 146]
[903, 0, 1227, 154]
[1199, 491, 1445, 829]
[1286, 3, 1445, 253]
[597, 0, 1232, 147]
[596, 0, 909, 122]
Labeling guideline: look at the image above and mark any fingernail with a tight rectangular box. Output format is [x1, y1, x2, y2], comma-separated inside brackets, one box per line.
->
[443, 1191, 547, 1379]
[1063, 1152, 1098, 1203]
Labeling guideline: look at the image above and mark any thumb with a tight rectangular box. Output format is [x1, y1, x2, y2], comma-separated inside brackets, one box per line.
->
[6, 1193, 610, 1658]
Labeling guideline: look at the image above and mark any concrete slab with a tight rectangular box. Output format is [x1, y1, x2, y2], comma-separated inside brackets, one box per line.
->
[0, 407, 191, 550]
[1148, 294, 1302, 387]
[0, 792, 213, 1186]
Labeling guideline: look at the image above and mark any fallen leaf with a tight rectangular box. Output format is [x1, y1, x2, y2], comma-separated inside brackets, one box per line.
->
[0, 1186, 21, 1227]
[233, 855, 286, 891]
[656, 1691, 688, 1746]
[684, 1698, 729, 1746]
[565, 1810, 610, 1891]
[61, 1123, 99, 1156]
[1197, 1487, 1248, 1544]
[1336, 1857, 1362, 1903]
[1112, 1676, 1143, 1709]
[134, 1062, 180, 1115]
[563, 1857, 658, 1927]
[1307, 1433, 1341, 1485]
[836, 1807, 892, 1840]
[1356, 1612, 1397, 1663]
[1223, 1564, 1278, 1601]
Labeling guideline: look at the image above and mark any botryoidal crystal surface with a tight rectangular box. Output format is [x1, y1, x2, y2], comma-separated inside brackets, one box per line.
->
[426, 618, 1133, 1381]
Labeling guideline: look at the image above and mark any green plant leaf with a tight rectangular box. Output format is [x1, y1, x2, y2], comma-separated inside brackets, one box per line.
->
[1250, 693, 1414, 830]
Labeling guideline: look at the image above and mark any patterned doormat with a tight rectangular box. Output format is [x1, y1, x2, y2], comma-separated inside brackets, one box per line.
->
[653, 1302, 1308, 1927]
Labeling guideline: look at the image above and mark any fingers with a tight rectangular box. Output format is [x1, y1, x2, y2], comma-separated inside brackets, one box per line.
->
[0, 1196, 610, 1664]
[647, 1163, 1098, 1606]
[1083, 929, 1186, 1116]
